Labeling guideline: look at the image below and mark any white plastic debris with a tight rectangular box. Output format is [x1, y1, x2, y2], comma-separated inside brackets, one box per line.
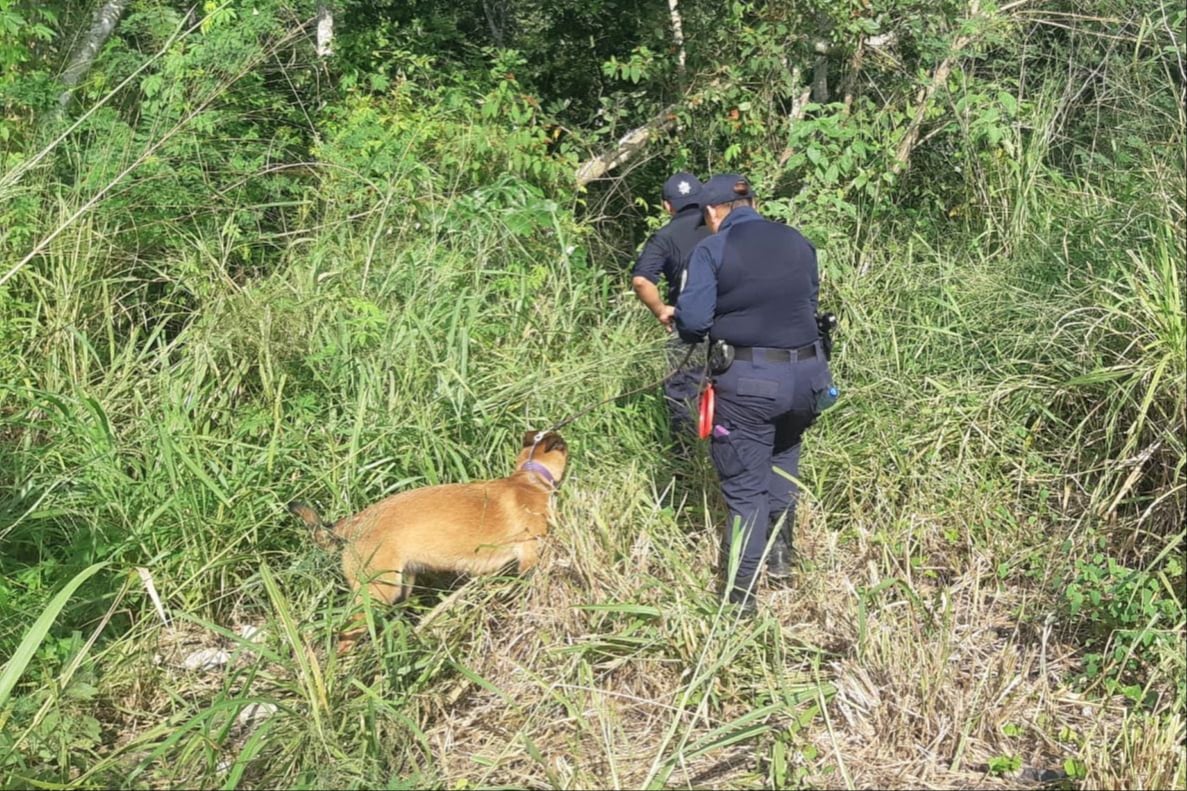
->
[236, 624, 265, 643]
[237, 702, 278, 729]
[137, 567, 170, 627]
[182, 648, 231, 671]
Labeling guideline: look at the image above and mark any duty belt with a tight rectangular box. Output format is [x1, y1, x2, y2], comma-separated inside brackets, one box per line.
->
[732, 342, 818, 363]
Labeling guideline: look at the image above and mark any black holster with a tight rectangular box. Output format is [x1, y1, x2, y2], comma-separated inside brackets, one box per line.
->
[816, 312, 837, 362]
[708, 339, 735, 375]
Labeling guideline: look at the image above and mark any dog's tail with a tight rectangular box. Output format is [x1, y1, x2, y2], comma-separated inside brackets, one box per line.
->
[287, 500, 341, 551]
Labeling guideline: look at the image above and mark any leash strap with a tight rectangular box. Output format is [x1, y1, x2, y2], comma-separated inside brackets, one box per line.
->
[545, 340, 702, 434]
[697, 382, 715, 439]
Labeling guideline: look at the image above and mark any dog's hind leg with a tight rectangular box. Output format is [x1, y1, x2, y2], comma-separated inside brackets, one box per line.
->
[337, 570, 404, 655]
[398, 569, 416, 601]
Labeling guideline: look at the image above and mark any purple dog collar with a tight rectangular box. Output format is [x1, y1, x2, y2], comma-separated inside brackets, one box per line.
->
[520, 460, 556, 489]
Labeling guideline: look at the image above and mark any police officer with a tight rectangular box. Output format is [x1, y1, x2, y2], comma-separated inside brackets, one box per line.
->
[631, 172, 711, 445]
[675, 173, 833, 614]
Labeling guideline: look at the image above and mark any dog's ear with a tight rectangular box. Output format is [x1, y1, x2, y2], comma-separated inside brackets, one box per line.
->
[522, 430, 540, 448]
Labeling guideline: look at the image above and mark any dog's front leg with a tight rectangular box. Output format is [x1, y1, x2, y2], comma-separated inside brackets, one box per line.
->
[516, 538, 541, 574]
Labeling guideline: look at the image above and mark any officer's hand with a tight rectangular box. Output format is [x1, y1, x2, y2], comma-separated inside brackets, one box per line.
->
[657, 305, 676, 332]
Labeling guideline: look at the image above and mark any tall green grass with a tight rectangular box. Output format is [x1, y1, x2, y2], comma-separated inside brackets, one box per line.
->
[1, 15, 1184, 788]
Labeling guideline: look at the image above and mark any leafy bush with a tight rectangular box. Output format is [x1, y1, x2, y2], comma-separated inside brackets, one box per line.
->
[1065, 543, 1186, 704]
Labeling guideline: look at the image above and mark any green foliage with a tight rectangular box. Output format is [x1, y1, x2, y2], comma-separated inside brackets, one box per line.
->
[601, 46, 657, 86]
[0, 564, 109, 781]
[987, 754, 1021, 776]
[0, 633, 104, 779]
[0, 0, 57, 147]
[0, 0, 1184, 787]
[1064, 542, 1185, 703]
[1063, 757, 1087, 780]
[314, 48, 572, 214]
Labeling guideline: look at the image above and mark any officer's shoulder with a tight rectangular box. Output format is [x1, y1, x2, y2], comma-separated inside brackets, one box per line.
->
[645, 223, 676, 248]
[672, 210, 706, 231]
[654, 217, 684, 238]
[767, 218, 815, 249]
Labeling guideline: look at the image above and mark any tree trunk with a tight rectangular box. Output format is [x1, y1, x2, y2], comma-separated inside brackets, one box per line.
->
[777, 67, 812, 168]
[316, 2, 334, 58]
[483, 0, 506, 48]
[812, 41, 830, 103]
[810, 12, 833, 103]
[58, 0, 132, 108]
[668, 0, 686, 75]
[842, 42, 864, 113]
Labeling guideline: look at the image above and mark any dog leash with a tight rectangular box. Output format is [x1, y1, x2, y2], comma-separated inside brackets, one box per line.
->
[535, 340, 703, 442]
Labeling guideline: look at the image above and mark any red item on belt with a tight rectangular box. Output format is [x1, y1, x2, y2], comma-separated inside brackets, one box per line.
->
[698, 382, 715, 439]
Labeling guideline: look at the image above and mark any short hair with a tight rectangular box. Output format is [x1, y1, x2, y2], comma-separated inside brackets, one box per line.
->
[706, 197, 754, 213]
[719, 181, 753, 211]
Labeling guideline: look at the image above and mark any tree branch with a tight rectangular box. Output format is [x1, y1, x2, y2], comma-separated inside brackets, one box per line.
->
[572, 24, 910, 188]
[575, 109, 678, 187]
[58, 0, 131, 109]
[891, 0, 1003, 175]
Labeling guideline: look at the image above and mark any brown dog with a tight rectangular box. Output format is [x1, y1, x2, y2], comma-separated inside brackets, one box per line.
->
[288, 430, 567, 652]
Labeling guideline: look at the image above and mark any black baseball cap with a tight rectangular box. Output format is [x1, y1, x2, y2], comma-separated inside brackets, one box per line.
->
[701, 173, 755, 207]
[661, 172, 703, 210]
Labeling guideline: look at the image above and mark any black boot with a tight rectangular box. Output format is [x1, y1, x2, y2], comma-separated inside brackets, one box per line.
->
[767, 518, 793, 582]
[727, 585, 758, 618]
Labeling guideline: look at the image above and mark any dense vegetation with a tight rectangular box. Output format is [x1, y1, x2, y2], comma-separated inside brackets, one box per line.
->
[1, 0, 1184, 788]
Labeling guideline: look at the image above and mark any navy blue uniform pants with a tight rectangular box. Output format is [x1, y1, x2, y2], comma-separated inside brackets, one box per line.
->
[664, 338, 704, 442]
[707, 346, 832, 594]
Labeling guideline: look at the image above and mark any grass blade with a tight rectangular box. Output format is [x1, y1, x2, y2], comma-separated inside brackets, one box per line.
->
[0, 562, 109, 709]
[259, 562, 327, 738]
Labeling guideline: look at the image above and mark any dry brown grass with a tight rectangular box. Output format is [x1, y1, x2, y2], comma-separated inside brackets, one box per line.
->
[77, 462, 1182, 790]
[401, 469, 1186, 790]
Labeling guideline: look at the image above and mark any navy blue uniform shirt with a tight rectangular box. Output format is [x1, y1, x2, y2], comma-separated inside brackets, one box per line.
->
[631, 205, 711, 306]
[675, 206, 819, 348]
